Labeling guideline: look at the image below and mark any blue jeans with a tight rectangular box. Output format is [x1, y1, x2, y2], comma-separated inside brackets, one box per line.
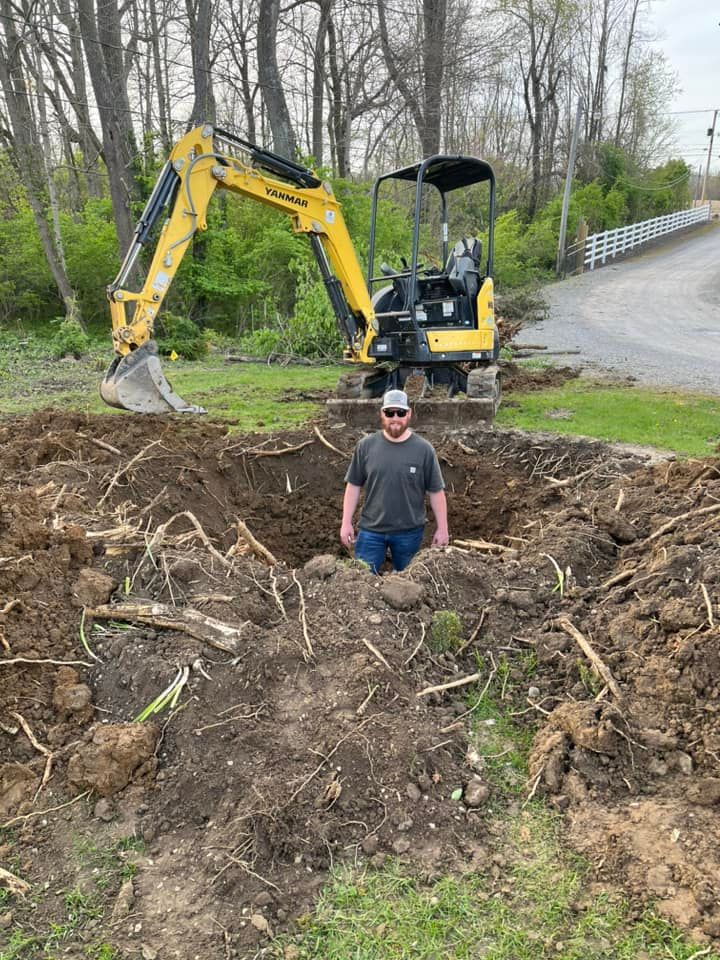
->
[355, 526, 424, 574]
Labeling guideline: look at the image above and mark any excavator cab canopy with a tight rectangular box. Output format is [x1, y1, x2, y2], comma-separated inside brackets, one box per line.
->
[367, 154, 496, 297]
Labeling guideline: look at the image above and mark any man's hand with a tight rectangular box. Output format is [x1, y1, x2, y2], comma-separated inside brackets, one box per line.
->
[432, 527, 449, 547]
[428, 490, 449, 548]
[340, 522, 356, 548]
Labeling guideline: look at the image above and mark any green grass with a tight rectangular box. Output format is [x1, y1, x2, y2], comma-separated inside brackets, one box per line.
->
[497, 378, 720, 456]
[0, 336, 344, 431]
[0, 836, 139, 960]
[271, 805, 716, 959]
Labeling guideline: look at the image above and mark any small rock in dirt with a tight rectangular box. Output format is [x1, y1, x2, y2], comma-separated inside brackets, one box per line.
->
[658, 599, 699, 633]
[368, 614, 383, 625]
[595, 507, 637, 543]
[0, 912, 12, 929]
[528, 686, 541, 701]
[397, 818, 413, 832]
[362, 835, 379, 855]
[392, 837, 411, 855]
[71, 568, 115, 607]
[641, 728, 678, 751]
[464, 776, 490, 808]
[504, 591, 535, 611]
[406, 782, 422, 802]
[667, 750, 693, 775]
[52, 667, 94, 724]
[381, 577, 423, 611]
[686, 777, 720, 806]
[93, 798, 115, 822]
[168, 558, 199, 582]
[252, 891, 274, 907]
[303, 555, 337, 579]
[701, 916, 720, 938]
[111, 879, 135, 920]
[140, 945, 158, 960]
[250, 914, 272, 937]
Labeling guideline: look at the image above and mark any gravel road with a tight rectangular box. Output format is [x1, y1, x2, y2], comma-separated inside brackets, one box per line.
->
[535, 221, 720, 394]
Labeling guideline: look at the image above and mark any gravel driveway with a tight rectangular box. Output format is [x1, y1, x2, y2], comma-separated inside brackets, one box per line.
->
[535, 221, 720, 394]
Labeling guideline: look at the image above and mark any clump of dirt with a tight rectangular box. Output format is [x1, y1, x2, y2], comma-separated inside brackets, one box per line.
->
[500, 360, 579, 393]
[3, 409, 720, 954]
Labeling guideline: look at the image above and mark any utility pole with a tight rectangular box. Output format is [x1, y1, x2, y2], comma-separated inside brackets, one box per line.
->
[694, 162, 703, 203]
[700, 109, 717, 204]
[556, 99, 584, 277]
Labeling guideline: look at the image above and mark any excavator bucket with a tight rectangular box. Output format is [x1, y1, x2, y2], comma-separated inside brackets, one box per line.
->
[100, 341, 205, 414]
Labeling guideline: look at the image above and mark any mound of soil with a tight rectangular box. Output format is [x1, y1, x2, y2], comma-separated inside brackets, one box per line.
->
[2, 410, 720, 954]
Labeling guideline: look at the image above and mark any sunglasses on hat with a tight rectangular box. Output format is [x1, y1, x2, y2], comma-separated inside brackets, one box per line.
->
[382, 408, 409, 418]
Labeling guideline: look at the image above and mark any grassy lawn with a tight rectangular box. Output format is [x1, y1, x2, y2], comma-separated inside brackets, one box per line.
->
[0, 341, 343, 431]
[497, 376, 720, 457]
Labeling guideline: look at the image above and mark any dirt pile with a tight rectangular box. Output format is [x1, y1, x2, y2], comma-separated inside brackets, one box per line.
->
[2, 410, 720, 955]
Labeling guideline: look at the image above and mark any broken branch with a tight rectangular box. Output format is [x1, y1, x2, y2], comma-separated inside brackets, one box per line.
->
[313, 425, 348, 457]
[644, 502, 720, 544]
[416, 671, 481, 698]
[229, 519, 278, 566]
[98, 439, 163, 508]
[557, 617, 623, 700]
[86, 602, 251, 656]
[453, 538, 517, 555]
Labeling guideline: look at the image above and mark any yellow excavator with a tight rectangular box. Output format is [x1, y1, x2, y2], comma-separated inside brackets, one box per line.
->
[101, 124, 501, 420]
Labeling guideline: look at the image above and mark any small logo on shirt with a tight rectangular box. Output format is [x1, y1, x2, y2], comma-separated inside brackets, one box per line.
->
[409, 466, 417, 474]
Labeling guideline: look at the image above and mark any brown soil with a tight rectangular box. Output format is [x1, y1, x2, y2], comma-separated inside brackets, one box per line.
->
[3, 409, 720, 955]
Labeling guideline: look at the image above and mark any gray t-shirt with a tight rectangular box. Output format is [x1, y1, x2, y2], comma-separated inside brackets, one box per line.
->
[344, 431, 445, 533]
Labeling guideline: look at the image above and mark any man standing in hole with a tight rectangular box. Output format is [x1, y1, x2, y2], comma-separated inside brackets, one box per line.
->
[340, 389, 449, 574]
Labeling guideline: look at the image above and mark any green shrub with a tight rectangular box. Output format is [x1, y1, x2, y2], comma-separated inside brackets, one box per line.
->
[155, 313, 208, 360]
[237, 326, 283, 357]
[430, 610, 463, 652]
[49, 318, 91, 358]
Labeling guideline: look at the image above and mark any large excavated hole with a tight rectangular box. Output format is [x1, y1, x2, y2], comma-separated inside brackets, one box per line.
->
[0, 411, 633, 569]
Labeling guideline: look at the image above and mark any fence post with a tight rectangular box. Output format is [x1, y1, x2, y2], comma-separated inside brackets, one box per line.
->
[575, 219, 588, 274]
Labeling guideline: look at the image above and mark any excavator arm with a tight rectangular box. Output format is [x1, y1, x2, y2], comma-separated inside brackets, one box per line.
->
[102, 124, 377, 413]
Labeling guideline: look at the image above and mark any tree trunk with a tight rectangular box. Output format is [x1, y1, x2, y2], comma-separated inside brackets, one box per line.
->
[615, 0, 639, 146]
[0, 8, 79, 320]
[312, 0, 332, 164]
[148, 0, 172, 152]
[186, 0, 217, 128]
[257, 0, 297, 157]
[77, 0, 140, 261]
[421, 0, 447, 156]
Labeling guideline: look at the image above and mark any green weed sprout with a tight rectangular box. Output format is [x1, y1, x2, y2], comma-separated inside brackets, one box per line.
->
[79, 609, 101, 662]
[541, 553, 565, 597]
[134, 665, 189, 722]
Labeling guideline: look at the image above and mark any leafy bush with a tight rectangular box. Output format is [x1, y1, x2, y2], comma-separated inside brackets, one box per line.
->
[49, 318, 91, 358]
[237, 326, 283, 357]
[155, 313, 208, 360]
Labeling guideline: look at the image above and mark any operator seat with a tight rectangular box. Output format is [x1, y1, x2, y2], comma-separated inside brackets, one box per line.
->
[446, 237, 482, 302]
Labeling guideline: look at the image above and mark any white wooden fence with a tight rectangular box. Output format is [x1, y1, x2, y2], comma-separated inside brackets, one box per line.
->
[565, 203, 711, 273]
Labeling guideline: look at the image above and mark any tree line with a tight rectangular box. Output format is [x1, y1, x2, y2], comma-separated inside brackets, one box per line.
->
[0, 0, 692, 335]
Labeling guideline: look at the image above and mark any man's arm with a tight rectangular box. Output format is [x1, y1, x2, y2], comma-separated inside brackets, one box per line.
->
[341, 483, 362, 547]
[428, 489, 449, 546]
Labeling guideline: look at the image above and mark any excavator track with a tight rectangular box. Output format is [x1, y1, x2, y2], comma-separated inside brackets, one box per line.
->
[326, 364, 501, 427]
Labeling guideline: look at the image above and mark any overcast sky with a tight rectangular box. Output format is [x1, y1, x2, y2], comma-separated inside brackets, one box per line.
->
[651, 0, 720, 174]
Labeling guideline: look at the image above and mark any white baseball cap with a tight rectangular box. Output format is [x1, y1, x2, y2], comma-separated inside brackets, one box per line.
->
[381, 389, 410, 410]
